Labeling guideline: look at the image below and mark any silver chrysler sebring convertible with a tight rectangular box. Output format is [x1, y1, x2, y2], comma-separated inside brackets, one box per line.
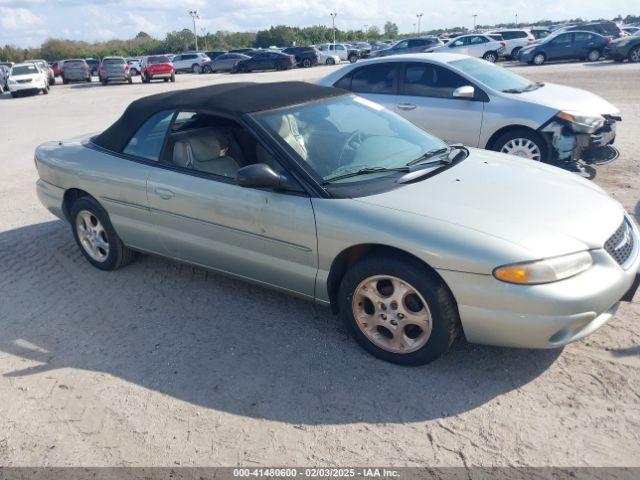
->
[35, 82, 639, 365]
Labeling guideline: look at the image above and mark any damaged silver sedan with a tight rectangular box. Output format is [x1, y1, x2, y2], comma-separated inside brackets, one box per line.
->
[318, 53, 621, 175]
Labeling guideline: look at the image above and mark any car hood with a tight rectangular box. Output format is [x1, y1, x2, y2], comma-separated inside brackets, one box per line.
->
[509, 82, 620, 116]
[354, 148, 623, 259]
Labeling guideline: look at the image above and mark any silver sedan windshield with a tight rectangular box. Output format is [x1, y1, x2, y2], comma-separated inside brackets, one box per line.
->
[254, 95, 447, 182]
[449, 58, 535, 92]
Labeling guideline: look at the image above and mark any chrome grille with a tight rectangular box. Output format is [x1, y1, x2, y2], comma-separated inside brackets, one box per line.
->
[605, 218, 634, 266]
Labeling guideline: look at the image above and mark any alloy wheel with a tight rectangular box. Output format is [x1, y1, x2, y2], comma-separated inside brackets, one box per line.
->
[76, 210, 110, 262]
[630, 47, 640, 63]
[533, 54, 545, 65]
[352, 275, 433, 354]
[588, 50, 600, 62]
[500, 138, 542, 161]
[484, 52, 497, 63]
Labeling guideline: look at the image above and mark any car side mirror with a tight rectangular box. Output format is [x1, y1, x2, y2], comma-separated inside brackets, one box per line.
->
[452, 85, 475, 99]
[236, 163, 287, 190]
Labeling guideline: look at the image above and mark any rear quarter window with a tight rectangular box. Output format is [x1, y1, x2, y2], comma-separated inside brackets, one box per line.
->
[123, 110, 175, 161]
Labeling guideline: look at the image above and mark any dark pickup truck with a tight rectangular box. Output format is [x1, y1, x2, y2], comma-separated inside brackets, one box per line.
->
[281, 46, 319, 68]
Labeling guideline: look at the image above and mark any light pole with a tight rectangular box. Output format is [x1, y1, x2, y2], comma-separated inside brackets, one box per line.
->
[515, 13, 518, 27]
[416, 13, 423, 35]
[472, 14, 478, 31]
[188, 9, 200, 51]
[330, 12, 337, 45]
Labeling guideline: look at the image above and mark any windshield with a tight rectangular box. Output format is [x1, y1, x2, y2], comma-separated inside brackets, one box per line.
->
[148, 56, 169, 64]
[65, 60, 85, 67]
[11, 65, 38, 76]
[104, 58, 125, 65]
[253, 95, 448, 183]
[449, 57, 537, 92]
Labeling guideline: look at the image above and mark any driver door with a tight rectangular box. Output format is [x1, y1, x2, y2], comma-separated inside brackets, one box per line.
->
[394, 62, 484, 146]
[146, 112, 319, 299]
[446, 37, 469, 55]
[344, 63, 399, 112]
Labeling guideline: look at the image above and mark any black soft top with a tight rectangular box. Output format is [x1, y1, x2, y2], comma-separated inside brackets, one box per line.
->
[93, 81, 347, 152]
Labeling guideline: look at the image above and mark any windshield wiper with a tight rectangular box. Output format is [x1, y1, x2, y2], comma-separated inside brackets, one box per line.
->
[407, 144, 468, 166]
[323, 166, 410, 184]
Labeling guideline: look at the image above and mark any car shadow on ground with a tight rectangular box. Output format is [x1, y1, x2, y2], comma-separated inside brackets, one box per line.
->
[0, 220, 561, 425]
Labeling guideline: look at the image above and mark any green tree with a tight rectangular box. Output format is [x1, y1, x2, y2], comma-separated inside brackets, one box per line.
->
[384, 21, 399, 38]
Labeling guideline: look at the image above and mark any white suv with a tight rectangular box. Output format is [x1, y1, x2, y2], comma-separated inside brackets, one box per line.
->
[317, 44, 359, 63]
[489, 29, 535, 59]
[171, 52, 211, 73]
[429, 34, 506, 63]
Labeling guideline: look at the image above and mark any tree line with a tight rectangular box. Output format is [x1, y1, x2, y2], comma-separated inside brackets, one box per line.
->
[2, 14, 638, 63]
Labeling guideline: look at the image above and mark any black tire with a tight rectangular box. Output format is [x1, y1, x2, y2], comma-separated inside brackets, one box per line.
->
[86, 76, 91, 83]
[11, 92, 18, 98]
[70, 196, 136, 271]
[490, 128, 548, 163]
[62, 76, 69, 85]
[192, 63, 201, 74]
[202, 65, 212, 73]
[587, 49, 601, 62]
[42, 85, 49, 95]
[127, 76, 133, 84]
[348, 54, 358, 64]
[628, 46, 640, 63]
[302, 58, 312, 68]
[101, 78, 108, 86]
[170, 73, 176, 82]
[510, 47, 522, 60]
[142, 74, 150, 83]
[164, 78, 169, 82]
[338, 253, 460, 366]
[482, 51, 498, 63]
[49, 77, 55, 86]
[326, 58, 335, 65]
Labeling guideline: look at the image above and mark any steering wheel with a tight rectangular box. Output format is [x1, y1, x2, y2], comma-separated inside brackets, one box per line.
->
[338, 130, 366, 165]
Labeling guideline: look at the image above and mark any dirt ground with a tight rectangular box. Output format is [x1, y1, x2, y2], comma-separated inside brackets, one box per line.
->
[0, 60, 639, 467]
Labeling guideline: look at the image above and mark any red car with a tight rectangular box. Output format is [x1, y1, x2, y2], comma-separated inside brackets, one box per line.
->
[50, 61, 62, 77]
[140, 55, 175, 83]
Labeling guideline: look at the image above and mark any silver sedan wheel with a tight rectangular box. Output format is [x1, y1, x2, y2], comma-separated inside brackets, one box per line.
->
[533, 53, 545, 65]
[352, 275, 433, 354]
[76, 210, 109, 262]
[630, 48, 640, 63]
[501, 138, 542, 161]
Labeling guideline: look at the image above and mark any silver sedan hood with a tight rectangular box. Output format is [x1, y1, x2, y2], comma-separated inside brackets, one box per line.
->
[512, 82, 620, 116]
[355, 149, 624, 259]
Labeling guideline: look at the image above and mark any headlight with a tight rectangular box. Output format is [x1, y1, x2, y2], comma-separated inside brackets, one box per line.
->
[493, 251, 593, 285]
[557, 111, 605, 133]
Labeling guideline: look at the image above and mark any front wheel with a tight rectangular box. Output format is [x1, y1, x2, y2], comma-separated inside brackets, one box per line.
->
[482, 51, 498, 63]
[510, 47, 522, 60]
[70, 197, 137, 271]
[202, 65, 212, 73]
[628, 46, 640, 63]
[533, 53, 546, 65]
[587, 49, 601, 62]
[493, 128, 547, 162]
[338, 254, 459, 365]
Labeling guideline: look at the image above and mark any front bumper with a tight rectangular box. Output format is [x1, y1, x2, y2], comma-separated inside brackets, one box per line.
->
[540, 117, 619, 162]
[438, 216, 640, 349]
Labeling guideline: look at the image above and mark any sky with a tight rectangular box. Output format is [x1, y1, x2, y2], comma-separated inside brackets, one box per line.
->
[0, 0, 637, 47]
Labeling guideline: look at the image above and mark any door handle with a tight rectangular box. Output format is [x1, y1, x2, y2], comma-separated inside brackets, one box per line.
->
[153, 187, 174, 200]
[397, 103, 416, 111]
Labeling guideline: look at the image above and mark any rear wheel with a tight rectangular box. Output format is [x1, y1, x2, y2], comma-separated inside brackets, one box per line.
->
[628, 46, 640, 63]
[70, 197, 136, 271]
[326, 57, 335, 65]
[302, 58, 312, 68]
[101, 78, 108, 86]
[42, 85, 49, 95]
[192, 64, 201, 74]
[587, 49, 601, 62]
[127, 76, 133, 84]
[338, 254, 459, 366]
[170, 73, 176, 82]
[492, 128, 547, 162]
[62, 76, 69, 85]
[348, 54, 358, 63]
[482, 51, 498, 63]
[533, 53, 546, 65]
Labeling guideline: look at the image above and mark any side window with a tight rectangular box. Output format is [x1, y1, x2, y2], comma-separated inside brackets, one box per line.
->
[470, 36, 488, 44]
[333, 72, 353, 90]
[402, 63, 466, 99]
[394, 40, 409, 49]
[449, 38, 466, 48]
[350, 64, 398, 95]
[551, 34, 572, 45]
[173, 55, 182, 61]
[123, 110, 175, 160]
[337, 45, 346, 51]
[574, 32, 591, 41]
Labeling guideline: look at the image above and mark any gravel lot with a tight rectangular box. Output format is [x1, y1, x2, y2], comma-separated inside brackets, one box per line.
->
[1, 60, 639, 467]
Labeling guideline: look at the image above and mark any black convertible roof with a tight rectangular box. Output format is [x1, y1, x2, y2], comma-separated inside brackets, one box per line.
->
[93, 81, 347, 152]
